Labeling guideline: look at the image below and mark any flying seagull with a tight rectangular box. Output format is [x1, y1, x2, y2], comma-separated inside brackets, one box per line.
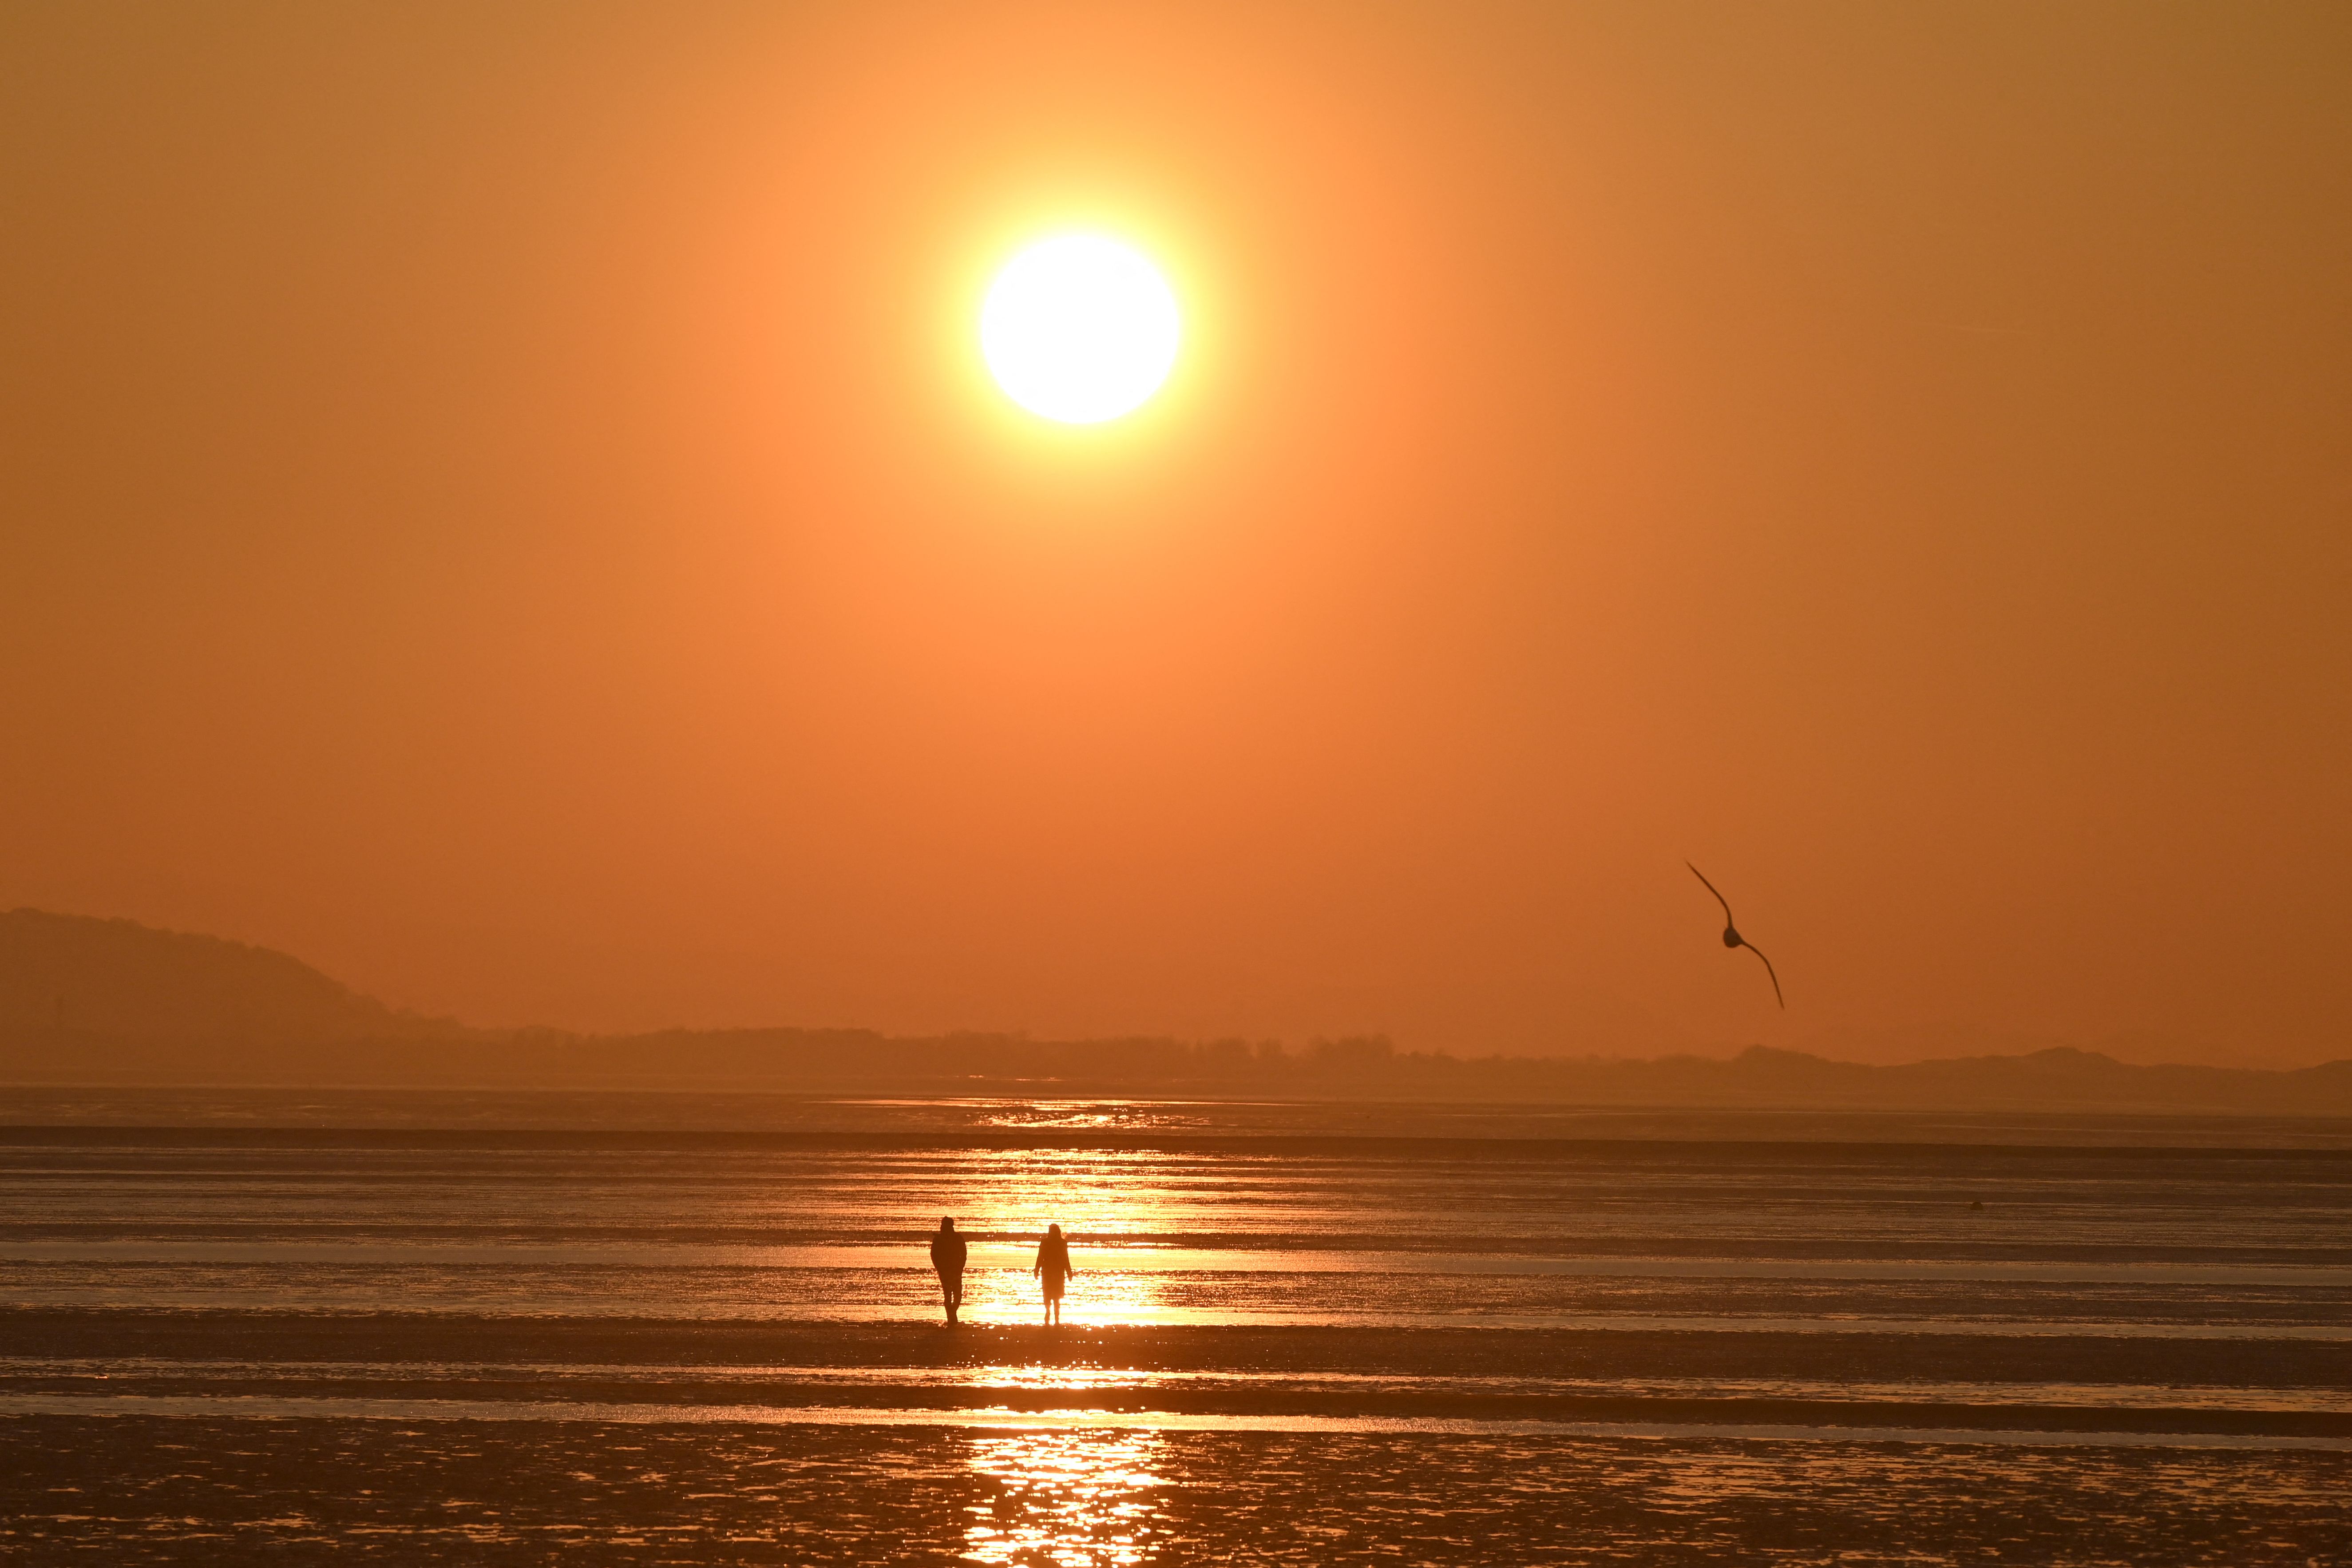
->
[1686, 861, 1784, 1009]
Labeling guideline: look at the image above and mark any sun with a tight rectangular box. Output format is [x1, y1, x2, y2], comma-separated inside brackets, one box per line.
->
[981, 235, 1180, 424]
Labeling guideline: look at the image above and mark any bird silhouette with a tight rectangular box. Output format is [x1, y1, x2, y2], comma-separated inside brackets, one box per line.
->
[1686, 861, 1784, 1009]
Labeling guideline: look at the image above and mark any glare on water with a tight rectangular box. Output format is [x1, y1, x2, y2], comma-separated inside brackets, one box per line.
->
[961, 1428, 1164, 1566]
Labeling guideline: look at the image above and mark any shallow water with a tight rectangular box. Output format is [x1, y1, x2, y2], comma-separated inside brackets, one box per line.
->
[3, 1092, 2347, 1561]
[8, 1127, 2347, 1329]
[11, 1392, 2352, 1448]
[14, 1357, 2352, 1414]
[7, 1416, 2348, 1564]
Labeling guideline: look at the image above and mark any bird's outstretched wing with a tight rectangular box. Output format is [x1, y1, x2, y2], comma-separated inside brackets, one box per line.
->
[1745, 943, 1786, 1009]
[1686, 861, 1735, 925]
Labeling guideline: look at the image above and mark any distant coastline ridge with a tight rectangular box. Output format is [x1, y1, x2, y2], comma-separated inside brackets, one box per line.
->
[2, 908, 2345, 1111]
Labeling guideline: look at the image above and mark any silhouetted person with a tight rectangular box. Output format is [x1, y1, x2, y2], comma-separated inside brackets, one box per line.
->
[1031, 1223, 1075, 1326]
[930, 1216, 967, 1325]
[1687, 861, 1785, 1008]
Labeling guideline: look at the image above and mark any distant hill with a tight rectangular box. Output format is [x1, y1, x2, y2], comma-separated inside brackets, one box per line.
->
[0, 908, 455, 1047]
[1, 909, 2347, 1113]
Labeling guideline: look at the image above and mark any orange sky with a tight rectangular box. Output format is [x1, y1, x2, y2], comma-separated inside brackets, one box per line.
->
[4, 3, 2347, 1065]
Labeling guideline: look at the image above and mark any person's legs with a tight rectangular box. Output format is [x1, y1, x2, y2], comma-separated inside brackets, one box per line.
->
[946, 1268, 963, 1322]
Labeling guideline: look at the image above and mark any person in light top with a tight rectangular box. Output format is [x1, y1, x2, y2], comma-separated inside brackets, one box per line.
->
[1031, 1223, 1076, 1326]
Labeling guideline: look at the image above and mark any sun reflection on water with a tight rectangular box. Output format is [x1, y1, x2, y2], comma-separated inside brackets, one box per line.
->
[956, 1240, 1178, 1326]
[979, 1101, 1214, 1132]
[961, 1425, 1164, 1566]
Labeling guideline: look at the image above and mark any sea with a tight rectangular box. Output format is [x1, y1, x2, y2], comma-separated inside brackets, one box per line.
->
[2, 1087, 2347, 1564]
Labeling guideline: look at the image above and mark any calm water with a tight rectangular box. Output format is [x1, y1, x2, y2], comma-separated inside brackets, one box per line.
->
[2, 1090, 2348, 1563]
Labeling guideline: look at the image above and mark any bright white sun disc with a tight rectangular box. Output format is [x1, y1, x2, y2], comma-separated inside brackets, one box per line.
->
[982, 236, 1180, 424]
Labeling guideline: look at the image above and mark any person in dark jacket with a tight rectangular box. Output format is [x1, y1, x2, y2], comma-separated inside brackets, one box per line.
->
[930, 1216, 967, 1324]
[1031, 1223, 1075, 1326]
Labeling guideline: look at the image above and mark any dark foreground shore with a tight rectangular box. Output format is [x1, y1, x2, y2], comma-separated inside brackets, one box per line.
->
[5, 1311, 2350, 1438]
[4, 1311, 2350, 1564]
[8, 1414, 2348, 1566]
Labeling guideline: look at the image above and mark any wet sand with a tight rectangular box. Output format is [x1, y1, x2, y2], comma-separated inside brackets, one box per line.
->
[8, 1414, 2348, 1565]
[6, 1312, 2351, 1435]
[5, 1101, 2347, 1560]
[7, 1313, 2349, 1562]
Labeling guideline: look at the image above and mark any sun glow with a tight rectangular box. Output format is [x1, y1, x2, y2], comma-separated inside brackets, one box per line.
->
[981, 236, 1180, 424]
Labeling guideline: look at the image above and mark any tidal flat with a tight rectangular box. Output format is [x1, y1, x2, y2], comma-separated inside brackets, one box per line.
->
[1, 1094, 2346, 1562]
[8, 1414, 2350, 1565]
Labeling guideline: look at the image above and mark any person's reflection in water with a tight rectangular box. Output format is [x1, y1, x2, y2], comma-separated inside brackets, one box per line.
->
[1031, 1222, 1076, 1326]
[930, 1216, 967, 1325]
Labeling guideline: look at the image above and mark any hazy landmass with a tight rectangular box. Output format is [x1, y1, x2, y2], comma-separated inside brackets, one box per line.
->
[4, 909, 2346, 1113]
[0, 908, 460, 1043]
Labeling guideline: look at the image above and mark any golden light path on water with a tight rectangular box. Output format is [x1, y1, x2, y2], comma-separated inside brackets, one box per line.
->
[919, 1144, 1188, 1327]
[962, 1428, 1164, 1567]
[941, 1135, 1171, 1563]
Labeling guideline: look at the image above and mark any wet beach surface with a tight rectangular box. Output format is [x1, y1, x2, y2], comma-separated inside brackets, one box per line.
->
[2, 1093, 2348, 1562]
[4, 1316, 2351, 1434]
[9, 1415, 2351, 1565]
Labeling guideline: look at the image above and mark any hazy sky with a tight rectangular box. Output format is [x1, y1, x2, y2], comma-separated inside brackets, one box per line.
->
[4, 3, 2347, 1065]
